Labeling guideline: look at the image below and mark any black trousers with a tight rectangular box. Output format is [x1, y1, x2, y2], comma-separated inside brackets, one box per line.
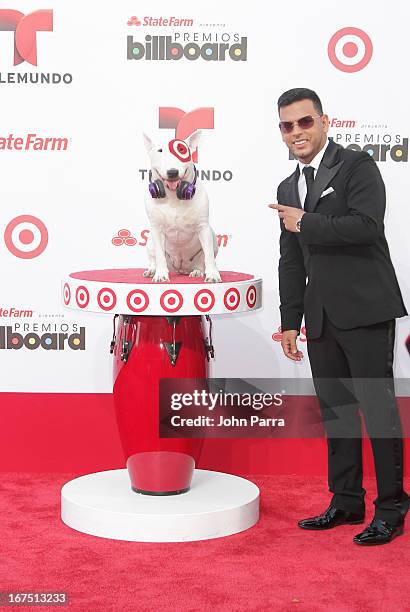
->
[307, 311, 409, 525]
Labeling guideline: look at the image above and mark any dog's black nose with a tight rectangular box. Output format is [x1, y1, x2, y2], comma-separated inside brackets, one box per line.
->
[167, 168, 179, 179]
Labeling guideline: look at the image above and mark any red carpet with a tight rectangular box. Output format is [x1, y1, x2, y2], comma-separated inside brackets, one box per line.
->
[1, 474, 410, 611]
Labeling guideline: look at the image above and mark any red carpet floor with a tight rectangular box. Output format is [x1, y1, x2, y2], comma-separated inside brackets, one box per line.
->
[1, 473, 410, 612]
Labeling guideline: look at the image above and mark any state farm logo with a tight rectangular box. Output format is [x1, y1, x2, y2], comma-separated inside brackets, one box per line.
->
[328, 27, 373, 73]
[0, 9, 52, 65]
[4, 215, 48, 259]
[127, 15, 194, 27]
[272, 326, 307, 343]
[0, 306, 33, 317]
[111, 228, 231, 248]
[329, 118, 356, 128]
[0, 8, 72, 85]
[0, 133, 68, 151]
[112, 228, 149, 247]
[0, 322, 85, 350]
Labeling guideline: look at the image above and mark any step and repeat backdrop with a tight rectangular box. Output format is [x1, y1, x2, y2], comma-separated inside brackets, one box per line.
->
[1, 0, 409, 394]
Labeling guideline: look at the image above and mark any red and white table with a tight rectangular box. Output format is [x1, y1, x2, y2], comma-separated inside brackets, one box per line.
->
[61, 268, 262, 541]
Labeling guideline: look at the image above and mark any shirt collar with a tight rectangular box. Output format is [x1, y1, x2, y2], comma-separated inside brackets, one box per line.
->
[298, 139, 329, 174]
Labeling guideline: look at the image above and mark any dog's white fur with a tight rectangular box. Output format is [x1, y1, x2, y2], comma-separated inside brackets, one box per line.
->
[143, 131, 221, 283]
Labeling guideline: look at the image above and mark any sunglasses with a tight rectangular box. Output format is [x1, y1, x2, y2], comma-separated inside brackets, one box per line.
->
[279, 114, 322, 134]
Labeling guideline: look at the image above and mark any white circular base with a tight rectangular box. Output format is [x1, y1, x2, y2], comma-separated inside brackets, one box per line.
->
[61, 469, 259, 542]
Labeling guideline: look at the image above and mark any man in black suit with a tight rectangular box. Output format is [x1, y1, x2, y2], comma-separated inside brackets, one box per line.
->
[271, 87, 409, 545]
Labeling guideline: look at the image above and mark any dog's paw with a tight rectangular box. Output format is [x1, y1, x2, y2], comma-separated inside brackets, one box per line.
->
[143, 268, 155, 278]
[205, 268, 222, 283]
[189, 269, 204, 278]
[152, 269, 170, 283]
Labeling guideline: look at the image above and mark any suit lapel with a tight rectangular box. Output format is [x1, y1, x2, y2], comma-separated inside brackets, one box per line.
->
[285, 166, 302, 209]
[309, 140, 344, 212]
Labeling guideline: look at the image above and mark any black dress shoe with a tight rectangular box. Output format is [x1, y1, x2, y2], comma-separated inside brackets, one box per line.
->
[298, 505, 365, 530]
[353, 518, 404, 546]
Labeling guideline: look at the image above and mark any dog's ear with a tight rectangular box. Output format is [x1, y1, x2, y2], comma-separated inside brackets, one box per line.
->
[187, 130, 201, 154]
[143, 133, 154, 153]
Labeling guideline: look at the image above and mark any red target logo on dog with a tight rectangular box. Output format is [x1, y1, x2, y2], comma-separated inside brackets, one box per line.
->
[169, 139, 191, 162]
[328, 27, 373, 73]
[4, 215, 48, 259]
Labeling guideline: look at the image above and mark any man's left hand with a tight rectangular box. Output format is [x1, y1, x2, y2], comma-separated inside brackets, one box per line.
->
[269, 204, 305, 232]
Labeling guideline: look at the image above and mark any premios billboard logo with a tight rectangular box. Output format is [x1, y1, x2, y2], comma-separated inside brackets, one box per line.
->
[0, 8, 72, 84]
[289, 121, 408, 164]
[0, 321, 85, 350]
[126, 14, 247, 62]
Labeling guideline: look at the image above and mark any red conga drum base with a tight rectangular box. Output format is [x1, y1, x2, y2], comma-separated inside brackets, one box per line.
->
[112, 314, 207, 495]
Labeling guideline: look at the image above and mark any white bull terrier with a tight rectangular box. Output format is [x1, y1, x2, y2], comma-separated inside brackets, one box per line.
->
[143, 131, 221, 283]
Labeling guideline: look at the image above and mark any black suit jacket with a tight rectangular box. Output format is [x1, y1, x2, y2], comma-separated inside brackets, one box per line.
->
[277, 139, 407, 339]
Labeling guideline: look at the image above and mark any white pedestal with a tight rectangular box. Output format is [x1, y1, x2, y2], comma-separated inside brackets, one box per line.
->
[61, 469, 260, 542]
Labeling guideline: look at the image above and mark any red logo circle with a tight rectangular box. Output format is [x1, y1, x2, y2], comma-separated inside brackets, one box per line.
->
[63, 283, 71, 306]
[246, 285, 257, 308]
[97, 288, 117, 311]
[75, 286, 90, 308]
[126, 289, 149, 313]
[4, 215, 48, 259]
[223, 288, 240, 311]
[328, 27, 373, 73]
[194, 289, 215, 313]
[168, 139, 191, 162]
[160, 289, 183, 313]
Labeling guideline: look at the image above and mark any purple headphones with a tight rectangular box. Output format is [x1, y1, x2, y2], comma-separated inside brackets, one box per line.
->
[148, 166, 198, 200]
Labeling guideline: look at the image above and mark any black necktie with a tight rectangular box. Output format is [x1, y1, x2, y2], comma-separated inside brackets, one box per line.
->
[303, 166, 315, 212]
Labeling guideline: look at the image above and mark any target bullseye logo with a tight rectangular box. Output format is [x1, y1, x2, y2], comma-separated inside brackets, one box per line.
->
[194, 289, 215, 313]
[4, 215, 48, 259]
[246, 285, 257, 308]
[97, 288, 117, 311]
[126, 289, 149, 313]
[75, 286, 90, 309]
[63, 283, 71, 306]
[224, 288, 240, 311]
[328, 27, 373, 73]
[160, 289, 183, 313]
[169, 139, 191, 162]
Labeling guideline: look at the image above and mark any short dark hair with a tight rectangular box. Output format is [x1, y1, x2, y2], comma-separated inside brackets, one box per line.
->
[277, 88, 323, 115]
